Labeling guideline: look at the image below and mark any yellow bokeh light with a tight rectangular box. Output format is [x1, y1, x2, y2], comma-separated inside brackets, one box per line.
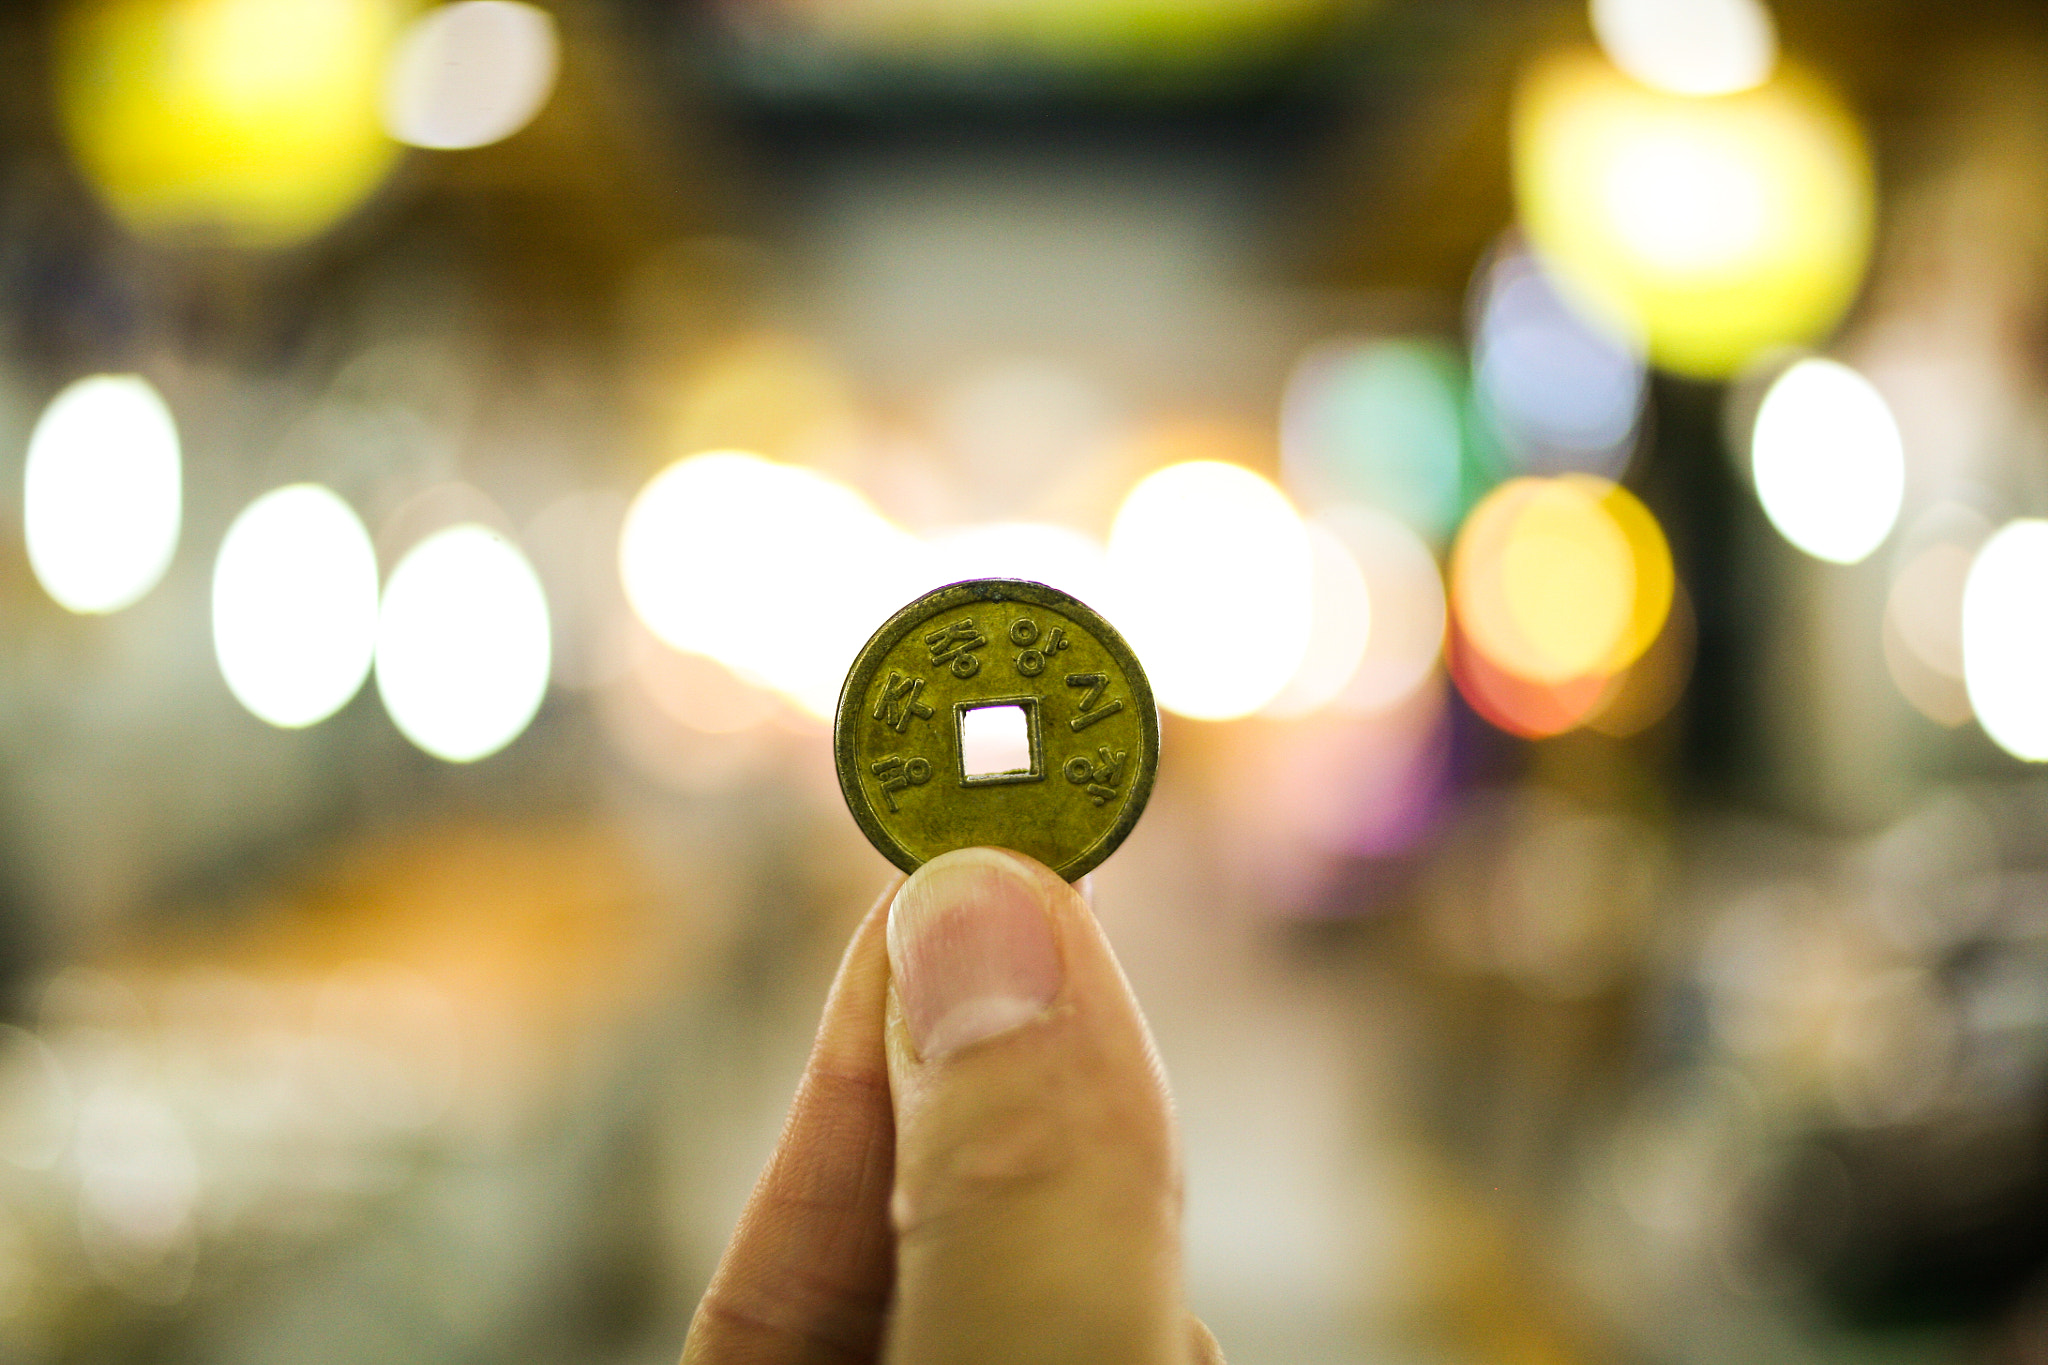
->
[1595, 479, 1674, 673]
[1452, 475, 1672, 692]
[1106, 460, 1313, 721]
[1512, 48, 1873, 378]
[56, 0, 407, 246]
[1455, 478, 1626, 685]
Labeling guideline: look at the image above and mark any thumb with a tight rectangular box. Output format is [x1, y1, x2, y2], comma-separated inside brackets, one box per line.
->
[882, 847, 1195, 1365]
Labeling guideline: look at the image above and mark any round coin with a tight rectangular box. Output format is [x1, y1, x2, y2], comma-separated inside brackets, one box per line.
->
[834, 578, 1159, 882]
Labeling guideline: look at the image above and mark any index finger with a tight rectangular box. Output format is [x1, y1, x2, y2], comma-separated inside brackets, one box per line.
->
[684, 885, 899, 1365]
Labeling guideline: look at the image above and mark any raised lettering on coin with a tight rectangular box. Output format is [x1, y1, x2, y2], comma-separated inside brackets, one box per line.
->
[873, 672, 935, 733]
[1063, 745, 1128, 807]
[1013, 619, 1068, 677]
[1065, 672, 1125, 731]
[834, 580, 1159, 882]
[924, 618, 987, 679]
[870, 754, 934, 813]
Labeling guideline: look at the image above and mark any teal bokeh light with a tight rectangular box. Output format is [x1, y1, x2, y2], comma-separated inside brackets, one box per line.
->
[1281, 338, 1474, 543]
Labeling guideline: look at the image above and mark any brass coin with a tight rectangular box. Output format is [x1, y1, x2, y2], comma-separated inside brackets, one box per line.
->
[834, 578, 1159, 882]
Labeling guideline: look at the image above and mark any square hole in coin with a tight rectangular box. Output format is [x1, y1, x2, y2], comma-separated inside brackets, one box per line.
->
[960, 703, 1034, 779]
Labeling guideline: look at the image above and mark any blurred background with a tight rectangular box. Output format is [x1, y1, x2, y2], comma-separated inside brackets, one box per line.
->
[1, 0, 2048, 1361]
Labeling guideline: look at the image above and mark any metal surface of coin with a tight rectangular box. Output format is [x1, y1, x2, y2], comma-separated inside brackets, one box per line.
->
[834, 579, 1159, 882]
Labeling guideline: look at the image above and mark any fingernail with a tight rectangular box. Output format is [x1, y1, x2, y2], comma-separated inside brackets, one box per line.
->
[888, 849, 1063, 1059]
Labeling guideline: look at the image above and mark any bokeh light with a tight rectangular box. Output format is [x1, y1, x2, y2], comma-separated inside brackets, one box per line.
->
[1882, 505, 1992, 728]
[618, 451, 926, 719]
[1586, 577, 1695, 737]
[1320, 505, 1446, 716]
[56, 0, 406, 246]
[628, 630, 783, 736]
[24, 374, 181, 615]
[383, 1, 560, 151]
[1263, 520, 1373, 719]
[1751, 358, 1904, 565]
[375, 524, 551, 762]
[922, 522, 1110, 608]
[1470, 244, 1643, 478]
[1107, 460, 1313, 721]
[212, 484, 380, 729]
[1589, 0, 1777, 97]
[1450, 621, 1609, 739]
[1280, 339, 1466, 540]
[1962, 520, 2048, 762]
[1599, 479, 1677, 672]
[1455, 477, 1628, 684]
[1513, 49, 1873, 378]
[1450, 475, 1674, 735]
[1888, 545, 1972, 676]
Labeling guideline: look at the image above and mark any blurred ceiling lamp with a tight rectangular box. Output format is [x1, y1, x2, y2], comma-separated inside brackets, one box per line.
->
[375, 523, 551, 762]
[619, 451, 926, 719]
[55, 0, 407, 247]
[1469, 244, 1643, 479]
[1751, 358, 1904, 564]
[1962, 520, 2048, 762]
[1512, 49, 1873, 379]
[213, 484, 380, 728]
[1281, 339, 1466, 541]
[1107, 460, 1312, 721]
[1589, 0, 1776, 97]
[1322, 504, 1446, 717]
[24, 375, 181, 614]
[1262, 520, 1372, 719]
[923, 522, 1111, 609]
[383, 1, 559, 150]
[1452, 476, 1670, 687]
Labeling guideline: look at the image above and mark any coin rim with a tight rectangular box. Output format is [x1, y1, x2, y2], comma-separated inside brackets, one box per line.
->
[834, 578, 1160, 883]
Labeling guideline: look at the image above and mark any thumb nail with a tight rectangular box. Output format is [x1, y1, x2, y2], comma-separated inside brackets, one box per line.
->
[888, 849, 1064, 1059]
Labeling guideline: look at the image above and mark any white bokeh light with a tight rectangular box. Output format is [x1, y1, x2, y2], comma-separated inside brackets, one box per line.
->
[213, 484, 380, 729]
[1263, 521, 1373, 719]
[619, 451, 926, 719]
[383, 1, 560, 151]
[922, 522, 1110, 607]
[1107, 461, 1313, 721]
[24, 374, 181, 614]
[1963, 520, 2048, 762]
[1751, 358, 1904, 565]
[1324, 504, 1446, 715]
[1590, 0, 1777, 97]
[376, 523, 551, 762]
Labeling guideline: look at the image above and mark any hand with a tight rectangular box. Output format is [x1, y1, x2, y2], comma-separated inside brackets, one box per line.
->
[682, 846, 1223, 1365]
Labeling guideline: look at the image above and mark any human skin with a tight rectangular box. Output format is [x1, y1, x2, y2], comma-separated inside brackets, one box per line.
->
[681, 846, 1223, 1365]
